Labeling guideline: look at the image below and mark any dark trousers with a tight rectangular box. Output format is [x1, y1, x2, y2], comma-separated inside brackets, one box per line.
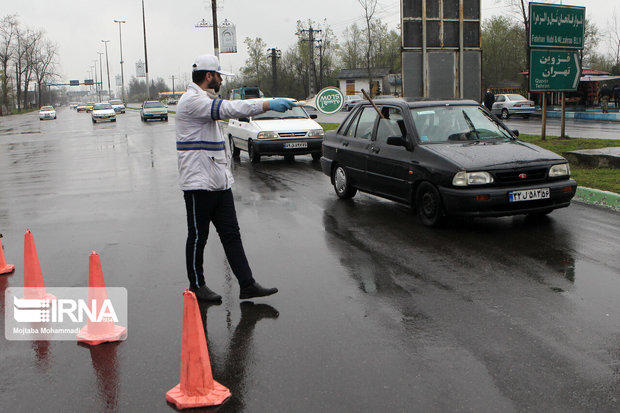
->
[184, 189, 255, 289]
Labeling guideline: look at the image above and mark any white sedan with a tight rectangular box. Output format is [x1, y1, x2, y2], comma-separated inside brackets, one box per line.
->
[91, 102, 116, 123]
[226, 99, 324, 163]
[39, 106, 56, 120]
[491, 94, 536, 119]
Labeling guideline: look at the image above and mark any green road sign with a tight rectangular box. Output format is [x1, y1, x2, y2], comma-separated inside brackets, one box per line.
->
[529, 3, 585, 49]
[529, 49, 580, 92]
[315, 87, 344, 115]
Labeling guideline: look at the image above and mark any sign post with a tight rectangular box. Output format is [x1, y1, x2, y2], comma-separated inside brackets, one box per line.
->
[528, 2, 585, 139]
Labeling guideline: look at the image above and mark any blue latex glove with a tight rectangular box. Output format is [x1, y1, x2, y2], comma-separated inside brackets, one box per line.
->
[269, 98, 296, 112]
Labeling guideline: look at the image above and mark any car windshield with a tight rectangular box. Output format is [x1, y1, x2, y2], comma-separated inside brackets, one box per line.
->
[411, 105, 513, 143]
[253, 105, 308, 120]
[109, 100, 123, 105]
[144, 101, 164, 108]
[41, 106, 53, 111]
[507, 94, 527, 101]
[94, 103, 112, 110]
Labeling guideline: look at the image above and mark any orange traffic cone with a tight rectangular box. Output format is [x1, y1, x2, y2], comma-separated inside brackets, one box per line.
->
[23, 230, 55, 300]
[77, 251, 127, 346]
[166, 290, 231, 409]
[0, 237, 15, 275]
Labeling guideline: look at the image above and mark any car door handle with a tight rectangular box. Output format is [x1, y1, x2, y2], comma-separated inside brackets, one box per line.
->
[342, 141, 349, 147]
[370, 146, 380, 153]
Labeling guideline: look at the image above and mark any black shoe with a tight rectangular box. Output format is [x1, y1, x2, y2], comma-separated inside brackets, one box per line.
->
[190, 285, 222, 302]
[239, 282, 278, 300]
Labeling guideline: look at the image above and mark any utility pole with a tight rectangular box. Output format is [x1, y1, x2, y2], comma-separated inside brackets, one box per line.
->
[299, 26, 321, 97]
[316, 40, 323, 91]
[267, 48, 281, 96]
[97, 52, 104, 99]
[102, 40, 111, 97]
[169, 75, 176, 99]
[211, 0, 219, 58]
[141, 0, 150, 100]
[114, 19, 126, 102]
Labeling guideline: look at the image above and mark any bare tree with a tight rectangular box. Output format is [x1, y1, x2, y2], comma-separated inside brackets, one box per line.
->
[339, 23, 364, 69]
[607, 10, 620, 71]
[358, 0, 378, 96]
[32, 40, 58, 106]
[0, 14, 17, 113]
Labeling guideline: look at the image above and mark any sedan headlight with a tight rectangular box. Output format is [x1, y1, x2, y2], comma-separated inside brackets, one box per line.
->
[549, 163, 570, 177]
[257, 131, 279, 139]
[452, 171, 494, 186]
[307, 129, 324, 138]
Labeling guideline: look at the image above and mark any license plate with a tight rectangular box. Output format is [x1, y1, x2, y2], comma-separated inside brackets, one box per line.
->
[284, 142, 307, 149]
[508, 188, 550, 202]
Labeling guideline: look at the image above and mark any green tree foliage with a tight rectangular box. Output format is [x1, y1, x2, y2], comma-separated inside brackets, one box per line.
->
[128, 76, 169, 102]
[481, 16, 526, 88]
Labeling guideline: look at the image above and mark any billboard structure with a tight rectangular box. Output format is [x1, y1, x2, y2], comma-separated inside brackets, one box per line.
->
[401, 0, 481, 100]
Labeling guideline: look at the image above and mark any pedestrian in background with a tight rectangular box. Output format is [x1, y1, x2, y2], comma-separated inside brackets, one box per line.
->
[613, 82, 620, 110]
[175, 54, 295, 302]
[483, 89, 495, 111]
[599, 83, 611, 113]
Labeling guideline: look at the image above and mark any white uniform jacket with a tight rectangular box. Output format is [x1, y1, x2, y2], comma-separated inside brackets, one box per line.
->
[176, 82, 264, 191]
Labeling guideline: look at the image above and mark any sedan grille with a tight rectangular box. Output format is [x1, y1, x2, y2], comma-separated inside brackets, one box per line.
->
[493, 167, 548, 185]
[278, 132, 307, 138]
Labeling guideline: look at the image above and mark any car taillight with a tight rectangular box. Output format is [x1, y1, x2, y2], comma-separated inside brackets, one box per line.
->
[514, 104, 522, 107]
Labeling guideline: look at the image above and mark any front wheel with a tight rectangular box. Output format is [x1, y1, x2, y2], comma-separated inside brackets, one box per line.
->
[415, 182, 445, 227]
[229, 135, 240, 158]
[248, 141, 260, 163]
[332, 165, 357, 199]
[501, 108, 509, 119]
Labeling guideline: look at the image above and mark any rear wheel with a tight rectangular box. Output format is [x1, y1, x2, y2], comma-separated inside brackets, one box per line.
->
[284, 154, 295, 162]
[332, 165, 357, 199]
[249, 141, 261, 163]
[501, 108, 510, 119]
[522, 114, 530, 119]
[416, 182, 445, 227]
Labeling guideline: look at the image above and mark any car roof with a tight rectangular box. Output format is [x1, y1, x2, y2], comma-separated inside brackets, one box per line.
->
[355, 97, 481, 108]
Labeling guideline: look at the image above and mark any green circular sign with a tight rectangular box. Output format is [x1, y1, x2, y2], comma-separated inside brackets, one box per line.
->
[315, 87, 344, 114]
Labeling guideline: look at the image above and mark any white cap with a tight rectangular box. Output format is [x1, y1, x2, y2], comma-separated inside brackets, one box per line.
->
[192, 54, 235, 76]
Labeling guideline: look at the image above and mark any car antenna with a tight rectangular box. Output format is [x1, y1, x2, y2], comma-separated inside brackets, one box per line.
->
[361, 89, 385, 119]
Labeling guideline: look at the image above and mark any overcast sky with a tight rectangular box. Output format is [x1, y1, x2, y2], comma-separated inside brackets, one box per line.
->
[3, 0, 614, 92]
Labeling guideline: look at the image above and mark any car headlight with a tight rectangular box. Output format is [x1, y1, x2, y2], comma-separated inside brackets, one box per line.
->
[307, 129, 324, 138]
[549, 163, 570, 177]
[452, 171, 494, 186]
[257, 131, 279, 139]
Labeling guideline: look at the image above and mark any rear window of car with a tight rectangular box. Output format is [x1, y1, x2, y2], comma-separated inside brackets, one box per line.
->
[411, 106, 512, 143]
[507, 94, 526, 101]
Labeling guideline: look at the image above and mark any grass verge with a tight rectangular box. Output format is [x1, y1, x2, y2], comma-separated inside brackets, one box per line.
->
[519, 135, 620, 193]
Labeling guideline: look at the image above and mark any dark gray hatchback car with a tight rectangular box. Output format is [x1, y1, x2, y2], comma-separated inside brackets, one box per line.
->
[320, 98, 577, 226]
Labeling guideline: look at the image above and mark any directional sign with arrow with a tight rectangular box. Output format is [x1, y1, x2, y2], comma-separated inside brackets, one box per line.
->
[529, 49, 580, 92]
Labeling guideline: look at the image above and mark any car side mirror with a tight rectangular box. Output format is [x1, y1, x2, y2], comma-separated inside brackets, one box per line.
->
[386, 136, 409, 149]
[310, 114, 317, 119]
[511, 129, 519, 137]
[239, 117, 249, 123]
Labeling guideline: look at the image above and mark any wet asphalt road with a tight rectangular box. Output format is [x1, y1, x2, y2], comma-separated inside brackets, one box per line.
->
[1, 107, 620, 412]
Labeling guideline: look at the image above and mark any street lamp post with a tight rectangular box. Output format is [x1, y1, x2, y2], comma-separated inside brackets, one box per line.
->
[169, 75, 176, 99]
[93, 59, 100, 102]
[114, 19, 126, 102]
[101, 40, 111, 97]
[97, 52, 104, 99]
[142, 0, 150, 100]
